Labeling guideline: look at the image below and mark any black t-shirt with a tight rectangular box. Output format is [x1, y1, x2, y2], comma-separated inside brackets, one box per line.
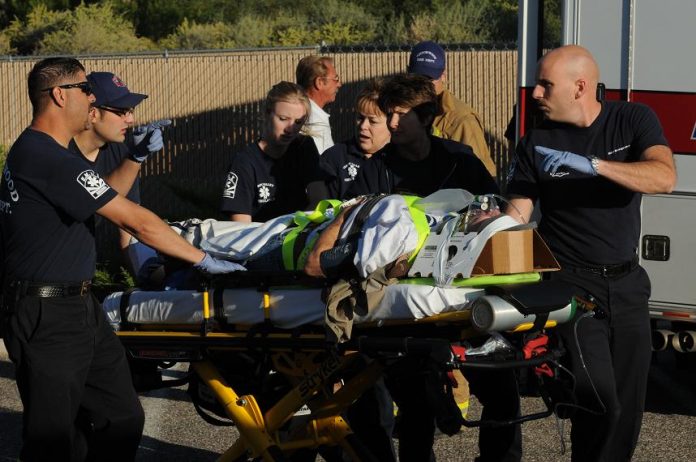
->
[320, 139, 391, 199]
[384, 136, 499, 197]
[0, 128, 117, 282]
[220, 135, 325, 222]
[506, 101, 669, 267]
[69, 140, 140, 202]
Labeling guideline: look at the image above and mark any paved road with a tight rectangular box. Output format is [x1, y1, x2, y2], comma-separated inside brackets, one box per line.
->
[1, 345, 696, 461]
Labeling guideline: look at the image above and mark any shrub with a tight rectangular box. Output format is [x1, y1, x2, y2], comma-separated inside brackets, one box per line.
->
[4, 2, 154, 55]
[0, 32, 13, 55]
[159, 19, 235, 50]
[3, 4, 71, 55]
[408, 0, 489, 43]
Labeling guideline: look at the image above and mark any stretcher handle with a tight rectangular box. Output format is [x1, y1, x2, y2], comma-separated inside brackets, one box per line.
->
[457, 349, 563, 370]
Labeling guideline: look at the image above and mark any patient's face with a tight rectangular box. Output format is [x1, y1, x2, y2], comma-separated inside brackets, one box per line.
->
[355, 104, 390, 156]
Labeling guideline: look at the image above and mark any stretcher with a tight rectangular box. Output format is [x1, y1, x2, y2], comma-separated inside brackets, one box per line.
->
[107, 270, 578, 462]
[108, 192, 579, 460]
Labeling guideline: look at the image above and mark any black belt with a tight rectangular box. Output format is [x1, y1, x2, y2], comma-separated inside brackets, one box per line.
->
[568, 257, 638, 279]
[6, 280, 92, 298]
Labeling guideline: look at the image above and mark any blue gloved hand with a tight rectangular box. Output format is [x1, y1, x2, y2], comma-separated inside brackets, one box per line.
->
[129, 119, 172, 162]
[194, 252, 247, 275]
[535, 146, 597, 176]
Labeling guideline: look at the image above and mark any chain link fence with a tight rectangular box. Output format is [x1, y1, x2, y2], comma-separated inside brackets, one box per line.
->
[0, 43, 517, 267]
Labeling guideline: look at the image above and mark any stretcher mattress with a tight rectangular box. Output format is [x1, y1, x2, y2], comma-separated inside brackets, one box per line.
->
[103, 283, 486, 330]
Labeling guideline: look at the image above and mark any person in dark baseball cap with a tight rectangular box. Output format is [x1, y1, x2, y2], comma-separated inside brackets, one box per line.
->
[407, 40, 497, 176]
[73, 71, 170, 279]
[88, 71, 148, 109]
[407, 40, 446, 80]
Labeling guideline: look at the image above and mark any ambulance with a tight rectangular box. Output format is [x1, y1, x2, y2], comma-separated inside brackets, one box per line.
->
[515, 0, 696, 352]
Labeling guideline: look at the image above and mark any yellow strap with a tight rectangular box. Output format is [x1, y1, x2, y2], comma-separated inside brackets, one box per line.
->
[282, 214, 311, 270]
[282, 199, 342, 270]
[304, 199, 342, 223]
[202, 290, 210, 319]
[262, 292, 271, 320]
[401, 195, 431, 263]
[296, 233, 321, 270]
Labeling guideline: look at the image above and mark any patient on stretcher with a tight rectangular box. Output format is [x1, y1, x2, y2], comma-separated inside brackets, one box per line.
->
[114, 189, 540, 342]
[137, 189, 514, 289]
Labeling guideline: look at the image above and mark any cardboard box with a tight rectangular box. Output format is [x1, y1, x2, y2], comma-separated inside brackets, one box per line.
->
[408, 226, 560, 279]
[471, 229, 560, 275]
[472, 229, 533, 275]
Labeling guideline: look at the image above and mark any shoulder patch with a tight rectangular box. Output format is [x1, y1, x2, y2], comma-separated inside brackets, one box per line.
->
[77, 170, 110, 199]
[223, 172, 238, 198]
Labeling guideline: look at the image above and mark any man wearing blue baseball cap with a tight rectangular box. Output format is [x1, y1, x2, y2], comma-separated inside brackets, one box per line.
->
[72, 72, 170, 273]
[408, 41, 497, 176]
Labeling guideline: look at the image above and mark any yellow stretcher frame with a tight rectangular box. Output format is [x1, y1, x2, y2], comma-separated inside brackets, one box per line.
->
[118, 287, 399, 462]
[115, 281, 564, 462]
[119, 328, 388, 462]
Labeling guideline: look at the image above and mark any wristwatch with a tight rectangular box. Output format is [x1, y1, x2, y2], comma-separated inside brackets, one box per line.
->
[590, 156, 600, 174]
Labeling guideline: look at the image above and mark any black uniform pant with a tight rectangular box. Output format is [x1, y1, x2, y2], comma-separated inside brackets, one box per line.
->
[549, 265, 652, 462]
[2, 292, 144, 462]
[386, 359, 521, 462]
[462, 368, 522, 462]
[346, 378, 397, 461]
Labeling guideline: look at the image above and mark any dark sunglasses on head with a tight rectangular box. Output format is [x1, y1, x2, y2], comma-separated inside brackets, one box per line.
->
[98, 106, 134, 117]
[41, 81, 93, 95]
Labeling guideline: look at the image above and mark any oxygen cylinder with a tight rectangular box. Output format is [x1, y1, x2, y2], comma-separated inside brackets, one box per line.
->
[470, 295, 575, 332]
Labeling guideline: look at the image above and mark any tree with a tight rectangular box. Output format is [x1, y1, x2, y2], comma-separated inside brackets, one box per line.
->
[0, 0, 91, 28]
[159, 19, 235, 50]
[3, 2, 154, 55]
[408, 0, 489, 43]
[2, 4, 72, 55]
[130, 0, 249, 41]
[1, 0, 529, 55]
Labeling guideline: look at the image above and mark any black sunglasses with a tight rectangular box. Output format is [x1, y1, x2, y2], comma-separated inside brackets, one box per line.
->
[41, 81, 93, 95]
[98, 106, 134, 117]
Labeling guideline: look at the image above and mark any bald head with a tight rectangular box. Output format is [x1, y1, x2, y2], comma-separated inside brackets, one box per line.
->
[533, 45, 602, 126]
[543, 45, 599, 89]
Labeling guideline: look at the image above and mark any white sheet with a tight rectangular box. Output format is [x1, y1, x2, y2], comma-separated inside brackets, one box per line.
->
[167, 190, 473, 269]
[103, 284, 485, 330]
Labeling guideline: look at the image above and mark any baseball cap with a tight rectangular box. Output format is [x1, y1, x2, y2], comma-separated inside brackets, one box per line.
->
[87, 72, 148, 108]
[408, 41, 446, 80]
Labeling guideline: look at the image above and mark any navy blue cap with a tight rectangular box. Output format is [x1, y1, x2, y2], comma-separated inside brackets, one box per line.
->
[87, 72, 147, 108]
[408, 41, 446, 80]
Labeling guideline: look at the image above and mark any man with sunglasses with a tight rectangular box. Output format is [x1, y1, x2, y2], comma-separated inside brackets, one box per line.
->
[72, 71, 169, 275]
[296, 55, 342, 153]
[0, 57, 243, 462]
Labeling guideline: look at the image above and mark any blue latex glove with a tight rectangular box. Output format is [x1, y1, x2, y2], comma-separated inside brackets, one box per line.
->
[129, 119, 172, 162]
[535, 146, 597, 176]
[194, 252, 247, 275]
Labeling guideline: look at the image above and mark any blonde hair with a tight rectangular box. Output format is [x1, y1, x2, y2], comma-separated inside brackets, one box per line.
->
[264, 81, 311, 119]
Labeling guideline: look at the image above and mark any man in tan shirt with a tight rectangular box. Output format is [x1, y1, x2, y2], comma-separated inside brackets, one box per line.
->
[408, 40, 497, 176]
